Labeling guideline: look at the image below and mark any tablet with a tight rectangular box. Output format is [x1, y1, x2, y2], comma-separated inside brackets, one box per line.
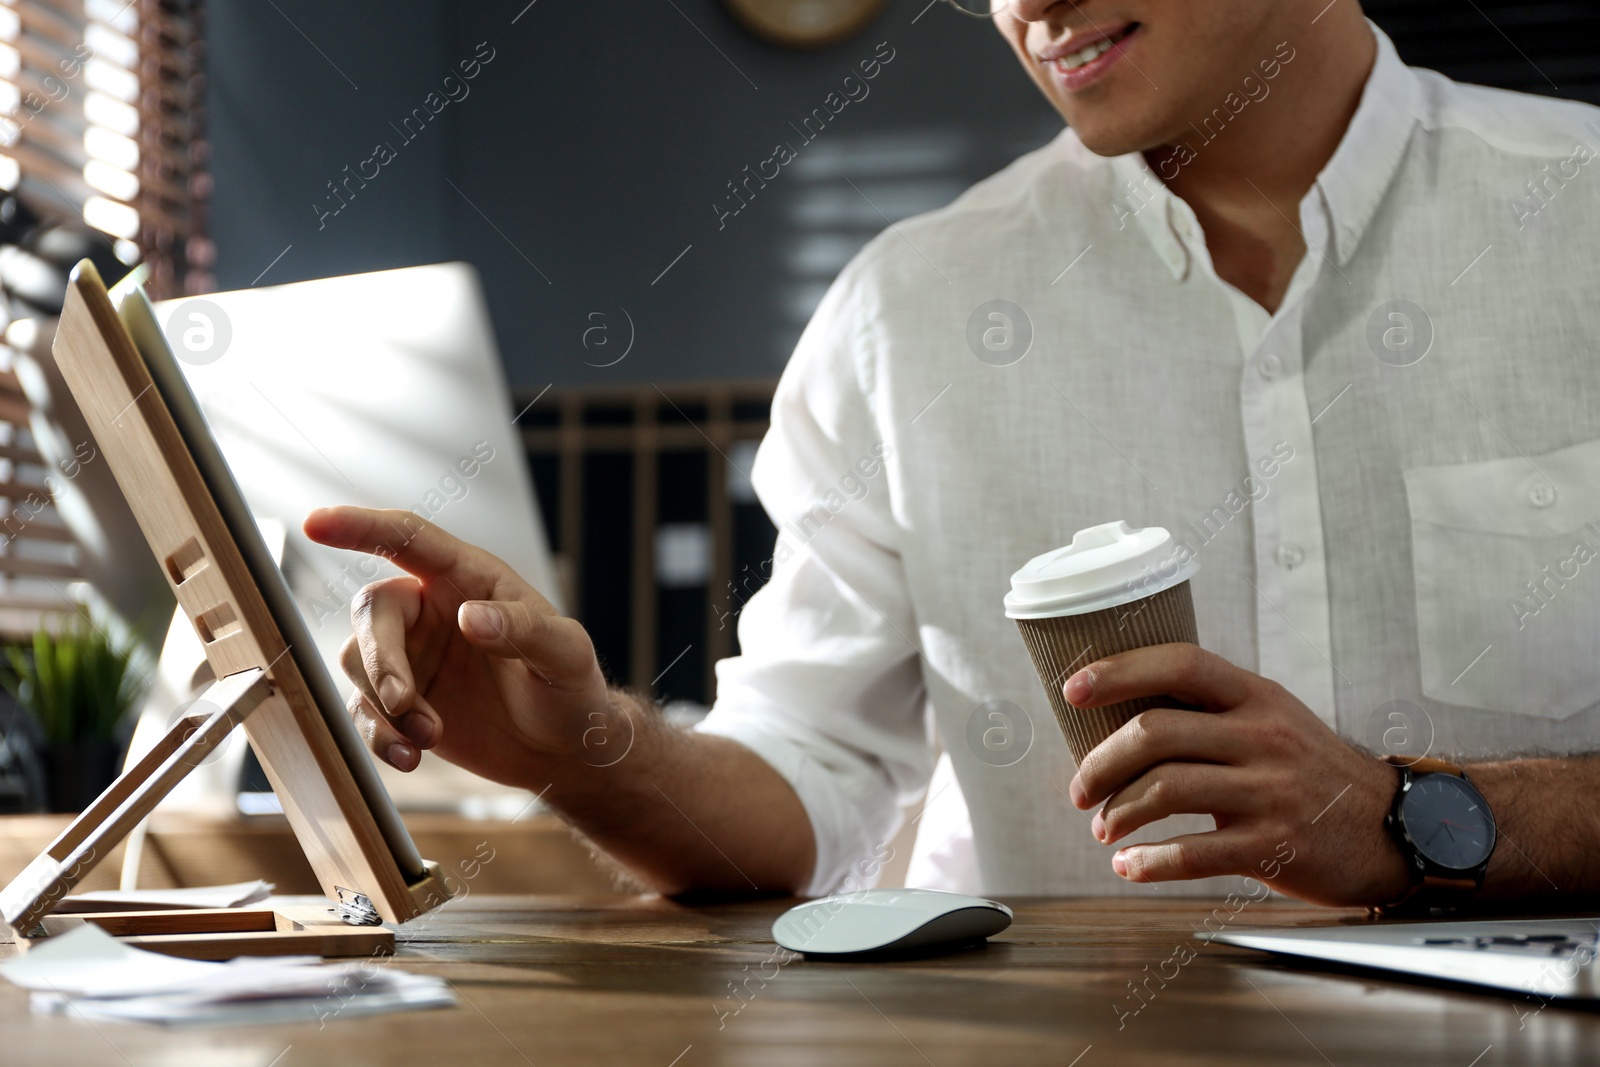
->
[44, 261, 445, 923]
[109, 275, 425, 880]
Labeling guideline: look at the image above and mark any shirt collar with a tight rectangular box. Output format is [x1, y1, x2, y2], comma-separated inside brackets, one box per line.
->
[1104, 22, 1421, 277]
[1316, 24, 1422, 265]
[1107, 150, 1190, 281]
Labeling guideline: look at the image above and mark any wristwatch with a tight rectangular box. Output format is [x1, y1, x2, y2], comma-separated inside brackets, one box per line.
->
[1379, 755, 1497, 912]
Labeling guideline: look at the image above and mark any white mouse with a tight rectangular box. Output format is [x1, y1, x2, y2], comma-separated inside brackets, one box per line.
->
[772, 888, 1013, 958]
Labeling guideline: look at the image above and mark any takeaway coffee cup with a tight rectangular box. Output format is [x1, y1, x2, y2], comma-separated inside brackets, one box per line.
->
[1004, 521, 1199, 765]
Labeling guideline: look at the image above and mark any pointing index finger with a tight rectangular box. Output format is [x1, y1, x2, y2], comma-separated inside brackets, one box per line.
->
[304, 506, 464, 580]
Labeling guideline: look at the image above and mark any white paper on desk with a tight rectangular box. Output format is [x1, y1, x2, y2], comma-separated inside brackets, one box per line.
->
[0, 924, 455, 1027]
[0, 925, 219, 996]
[57, 880, 274, 912]
[33, 976, 457, 1028]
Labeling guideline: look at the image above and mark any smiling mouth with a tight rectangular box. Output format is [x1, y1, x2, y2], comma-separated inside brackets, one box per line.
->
[1050, 23, 1139, 72]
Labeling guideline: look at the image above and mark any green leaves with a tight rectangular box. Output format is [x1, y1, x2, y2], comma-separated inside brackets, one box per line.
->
[0, 613, 146, 747]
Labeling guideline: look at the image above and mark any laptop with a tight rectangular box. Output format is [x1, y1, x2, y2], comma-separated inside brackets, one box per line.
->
[1207, 916, 1600, 1000]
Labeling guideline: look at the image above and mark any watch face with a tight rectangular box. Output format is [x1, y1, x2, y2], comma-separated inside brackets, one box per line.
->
[1400, 774, 1495, 871]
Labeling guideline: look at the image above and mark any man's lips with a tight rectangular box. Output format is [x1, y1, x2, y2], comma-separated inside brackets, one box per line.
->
[1038, 22, 1140, 91]
[1036, 22, 1138, 65]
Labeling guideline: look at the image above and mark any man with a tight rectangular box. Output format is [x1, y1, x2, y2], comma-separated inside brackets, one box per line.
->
[307, 0, 1600, 908]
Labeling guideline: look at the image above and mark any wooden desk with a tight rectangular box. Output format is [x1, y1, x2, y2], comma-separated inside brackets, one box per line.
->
[2, 895, 1595, 1065]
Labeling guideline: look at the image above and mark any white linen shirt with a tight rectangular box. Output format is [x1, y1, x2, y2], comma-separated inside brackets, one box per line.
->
[696, 26, 1600, 896]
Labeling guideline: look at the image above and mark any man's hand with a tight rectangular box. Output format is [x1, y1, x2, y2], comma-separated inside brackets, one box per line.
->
[1063, 644, 1411, 906]
[302, 505, 817, 894]
[303, 506, 621, 787]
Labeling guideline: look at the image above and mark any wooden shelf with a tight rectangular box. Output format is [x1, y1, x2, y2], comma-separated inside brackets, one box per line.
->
[515, 380, 778, 704]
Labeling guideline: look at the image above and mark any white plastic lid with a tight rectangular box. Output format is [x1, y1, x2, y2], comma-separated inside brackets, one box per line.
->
[1003, 520, 1199, 619]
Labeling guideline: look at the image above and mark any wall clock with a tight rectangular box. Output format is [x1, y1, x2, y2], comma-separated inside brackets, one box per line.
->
[723, 0, 889, 48]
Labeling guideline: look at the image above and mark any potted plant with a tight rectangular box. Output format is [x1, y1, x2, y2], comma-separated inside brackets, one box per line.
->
[0, 613, 147, 812]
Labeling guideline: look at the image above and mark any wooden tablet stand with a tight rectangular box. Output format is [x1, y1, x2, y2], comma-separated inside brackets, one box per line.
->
[0, 262, 450, 956]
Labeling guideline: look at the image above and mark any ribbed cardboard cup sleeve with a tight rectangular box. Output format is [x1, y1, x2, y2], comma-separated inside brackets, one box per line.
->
[1013, 580, 1199, 766]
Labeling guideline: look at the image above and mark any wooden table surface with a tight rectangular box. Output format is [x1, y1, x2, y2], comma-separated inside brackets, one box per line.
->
[1, 894, 1595, 1066]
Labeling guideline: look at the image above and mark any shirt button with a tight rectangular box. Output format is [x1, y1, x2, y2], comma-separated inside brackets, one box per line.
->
[1528, 481, 1557, 508]
[1258, 354, 1282, 380]
[1275, 543, 1305, 569]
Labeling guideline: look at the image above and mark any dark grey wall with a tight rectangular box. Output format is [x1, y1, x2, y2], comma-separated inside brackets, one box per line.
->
[208, 0, 451, 289]
[441, 0, 1060, 389]
[209, 0, 1060, 388]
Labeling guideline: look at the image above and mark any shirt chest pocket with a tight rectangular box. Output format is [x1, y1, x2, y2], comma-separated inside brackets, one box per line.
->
[1404, 438, 1600, 720]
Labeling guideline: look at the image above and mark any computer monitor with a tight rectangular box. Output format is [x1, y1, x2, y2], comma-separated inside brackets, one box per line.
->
[147, 263, 560, 812]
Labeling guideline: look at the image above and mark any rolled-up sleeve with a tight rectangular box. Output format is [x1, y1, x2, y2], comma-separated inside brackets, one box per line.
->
[695, 251, 932, 895]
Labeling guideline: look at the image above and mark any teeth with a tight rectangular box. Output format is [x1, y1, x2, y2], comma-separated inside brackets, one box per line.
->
[1056, 36, 1115, 71]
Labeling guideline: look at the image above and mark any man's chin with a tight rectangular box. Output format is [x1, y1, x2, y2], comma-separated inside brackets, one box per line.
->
[1066, 115, 1168, 160]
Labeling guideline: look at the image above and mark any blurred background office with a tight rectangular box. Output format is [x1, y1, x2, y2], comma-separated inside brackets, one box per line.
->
[0, 0, 1593, 839]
